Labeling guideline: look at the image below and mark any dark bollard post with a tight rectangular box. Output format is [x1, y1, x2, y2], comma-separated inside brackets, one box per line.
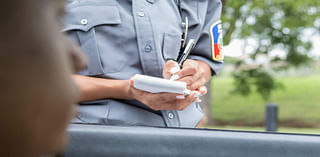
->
[265, 103, 278, 132]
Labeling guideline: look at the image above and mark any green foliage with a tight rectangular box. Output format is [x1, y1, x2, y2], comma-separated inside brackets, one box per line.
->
[223, 56, 242, 65]
[209, 126, 320, 135]
[221, 0, 320, 99]
[232, 69, 282, 101]
[212, 75, 320, 127]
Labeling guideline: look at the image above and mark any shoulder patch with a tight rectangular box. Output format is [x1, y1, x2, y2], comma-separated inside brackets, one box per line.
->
[210, 20, 224, 61]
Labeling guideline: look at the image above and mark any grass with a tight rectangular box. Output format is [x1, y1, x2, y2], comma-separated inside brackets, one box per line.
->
[211, 74, 320, 127]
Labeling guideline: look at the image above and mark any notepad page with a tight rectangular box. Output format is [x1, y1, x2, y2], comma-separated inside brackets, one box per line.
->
[133, 74, 187, 94]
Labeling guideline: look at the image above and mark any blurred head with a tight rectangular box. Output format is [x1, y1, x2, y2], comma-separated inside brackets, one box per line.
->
[0, 0, 86, 156]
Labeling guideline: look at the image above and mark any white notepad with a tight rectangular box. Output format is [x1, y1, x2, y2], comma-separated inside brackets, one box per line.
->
[132, 74, 191, 95]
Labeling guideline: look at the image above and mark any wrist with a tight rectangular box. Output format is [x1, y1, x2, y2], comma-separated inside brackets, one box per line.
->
[121, 80, 136, 100]
[195, 60, 212, 82]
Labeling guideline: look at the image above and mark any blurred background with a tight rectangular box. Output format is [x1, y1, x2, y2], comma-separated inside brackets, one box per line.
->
[203, 0, 320, 134]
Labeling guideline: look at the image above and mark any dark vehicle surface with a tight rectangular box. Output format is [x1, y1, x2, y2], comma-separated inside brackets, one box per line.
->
[63, 124, 320, 157]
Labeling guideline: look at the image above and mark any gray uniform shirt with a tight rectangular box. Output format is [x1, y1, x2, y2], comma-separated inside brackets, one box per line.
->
[63, 0, 223, 128]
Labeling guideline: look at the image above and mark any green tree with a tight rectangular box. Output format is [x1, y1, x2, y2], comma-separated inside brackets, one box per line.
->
[221, 0, 320, 101]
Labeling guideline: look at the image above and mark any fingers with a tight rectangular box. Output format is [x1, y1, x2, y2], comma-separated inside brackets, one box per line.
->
[129, 81, 198, 111]
[173, 59, 198, 80]
[177, 71, 201, 88]
[140, 92, 187, 111]
[199, 86, 207, 95]
[174, 59, 202, 89]
[163, 60, 180, 79]
[175, 60, 211, 90]
[183, 59, 199, 68]
[188, 76, 207, 90]
[167, 87, 207, 111]
[128, 78, 182, 110]
[129, 68, 208, 111]
[150, 91, 197, 111]
[172, 91, 199, 110]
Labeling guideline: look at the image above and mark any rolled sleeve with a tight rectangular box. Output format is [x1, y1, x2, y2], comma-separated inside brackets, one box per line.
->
[181, 0, 224, 76]
[188, 55, 223, 75]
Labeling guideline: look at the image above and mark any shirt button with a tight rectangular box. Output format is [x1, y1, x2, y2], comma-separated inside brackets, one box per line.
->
[168, 112, 174, 119]
[80, 19, 88, 25]
[144, 44, 152, 53]
[137, 12, 145, 17]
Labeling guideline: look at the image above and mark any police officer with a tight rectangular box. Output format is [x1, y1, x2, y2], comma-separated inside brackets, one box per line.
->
[64, 0, 224, 128]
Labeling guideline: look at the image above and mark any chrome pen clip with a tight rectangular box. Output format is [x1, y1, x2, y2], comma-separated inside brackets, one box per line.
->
[181, 17, 189, 49]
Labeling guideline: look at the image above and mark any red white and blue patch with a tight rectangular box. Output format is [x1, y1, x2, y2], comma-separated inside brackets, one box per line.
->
[210, 20, 224, 61]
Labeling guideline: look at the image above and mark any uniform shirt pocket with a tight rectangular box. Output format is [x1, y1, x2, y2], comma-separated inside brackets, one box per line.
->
[63, 3, 123, 76]
[63, 4, 121, 32]
[162, 33, 182, 61]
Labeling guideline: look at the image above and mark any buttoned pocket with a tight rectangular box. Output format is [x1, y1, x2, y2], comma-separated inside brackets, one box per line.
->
[162, 33, 182, 61]
[63, 4, 121, 32]
[63, 2, 125, 75]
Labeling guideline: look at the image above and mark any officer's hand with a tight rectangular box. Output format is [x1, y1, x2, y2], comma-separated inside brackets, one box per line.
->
[172, 59, 211, 93]
[128, 78, 198, 111]
[162, 60, 180, 79]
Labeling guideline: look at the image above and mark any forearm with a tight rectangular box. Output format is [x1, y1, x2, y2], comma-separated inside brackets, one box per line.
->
[73, 75, 133, 102]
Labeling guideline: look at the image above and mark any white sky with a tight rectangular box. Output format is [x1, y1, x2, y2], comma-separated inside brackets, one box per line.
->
[224, 35, 320, 59]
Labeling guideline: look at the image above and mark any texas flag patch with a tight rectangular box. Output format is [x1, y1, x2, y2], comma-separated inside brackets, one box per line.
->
[210, 20, 224, 61]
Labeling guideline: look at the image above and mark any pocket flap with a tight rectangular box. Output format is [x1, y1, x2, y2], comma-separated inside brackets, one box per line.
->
[162, 33, 182, 61]
[63, 5, 121, 32]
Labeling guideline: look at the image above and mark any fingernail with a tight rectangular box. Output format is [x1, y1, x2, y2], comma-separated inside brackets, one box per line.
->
[170, 74, 180, 81]
[129, 79, 134, 85]
[170, 67, 180, 74]
[176, 95, 185, 99]
[200, 87, 207, 95]
[194, 91, 202, 98]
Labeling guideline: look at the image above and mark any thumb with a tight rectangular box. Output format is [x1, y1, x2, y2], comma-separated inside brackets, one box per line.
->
[163, 60, 180, 79]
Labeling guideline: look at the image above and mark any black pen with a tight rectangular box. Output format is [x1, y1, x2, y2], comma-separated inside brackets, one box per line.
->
[170, 39, 196, 80]
[177, 39, 196, 67]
